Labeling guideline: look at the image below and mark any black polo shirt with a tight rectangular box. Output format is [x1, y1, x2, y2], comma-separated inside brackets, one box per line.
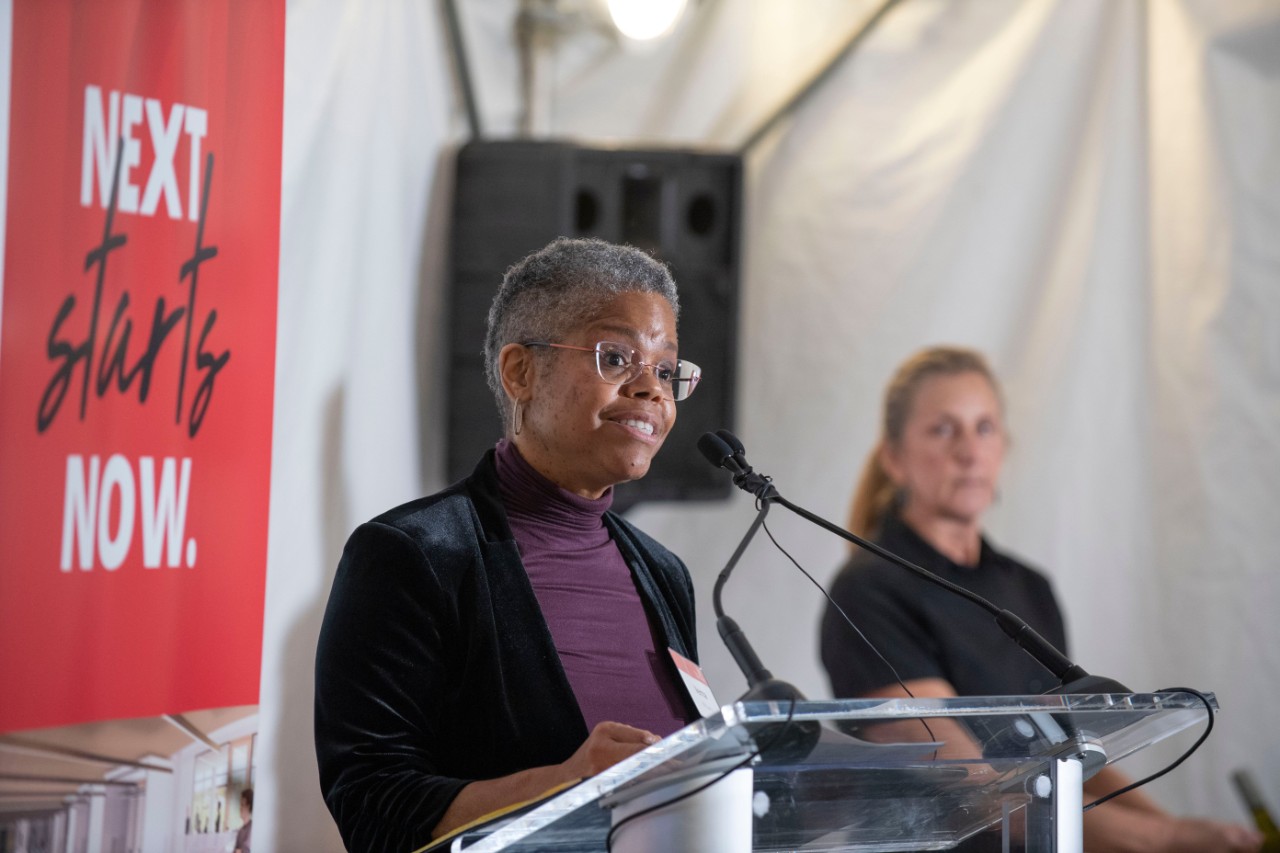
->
[820, 514, 1067, 697]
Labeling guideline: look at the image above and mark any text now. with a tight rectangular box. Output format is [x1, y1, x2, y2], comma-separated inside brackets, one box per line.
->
[60, 454, 196, 571]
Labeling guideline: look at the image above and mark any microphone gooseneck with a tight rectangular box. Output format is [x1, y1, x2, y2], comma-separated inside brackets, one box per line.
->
[699, 429, 1129, 695]
[697, 432, 805, 703]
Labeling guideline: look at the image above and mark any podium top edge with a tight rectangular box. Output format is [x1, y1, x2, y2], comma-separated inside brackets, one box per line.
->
[723, 691, 1218, 722]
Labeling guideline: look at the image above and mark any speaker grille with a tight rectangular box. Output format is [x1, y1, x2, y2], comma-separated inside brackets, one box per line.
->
[444, 140, 742, 510]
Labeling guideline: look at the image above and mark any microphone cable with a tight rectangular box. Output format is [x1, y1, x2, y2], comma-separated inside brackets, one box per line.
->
[603, 697, 798, 853]
[754, 510, 940, 749]
[1082, 686, 1215, 812]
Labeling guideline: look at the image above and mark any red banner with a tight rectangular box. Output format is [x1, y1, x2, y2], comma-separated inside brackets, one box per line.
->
[0, 1, 283, 732]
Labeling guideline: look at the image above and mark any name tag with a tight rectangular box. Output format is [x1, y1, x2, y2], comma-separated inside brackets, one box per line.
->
[668, 647, 720, 718]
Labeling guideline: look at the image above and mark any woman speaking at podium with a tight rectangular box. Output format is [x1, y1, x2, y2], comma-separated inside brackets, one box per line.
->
[314, 238, 705, 851]
[820, 346, 1260, 852]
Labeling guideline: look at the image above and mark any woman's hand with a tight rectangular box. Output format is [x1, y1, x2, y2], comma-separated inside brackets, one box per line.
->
[432, 721, 663, 840]
[1085, 805, 1265, 853]
[561, 721, 661, 780]
[1157, 816, 1264, 853]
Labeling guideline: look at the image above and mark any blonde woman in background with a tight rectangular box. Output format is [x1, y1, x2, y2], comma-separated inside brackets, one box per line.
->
[820, 346, 1260, 853]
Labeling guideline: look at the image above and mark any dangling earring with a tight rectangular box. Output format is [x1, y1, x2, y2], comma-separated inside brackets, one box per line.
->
[512, 401, 524, 437]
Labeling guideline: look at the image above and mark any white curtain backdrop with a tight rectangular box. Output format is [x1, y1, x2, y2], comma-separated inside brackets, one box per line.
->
[264, 3, 452, 849]
[265, 1, 1280, 849]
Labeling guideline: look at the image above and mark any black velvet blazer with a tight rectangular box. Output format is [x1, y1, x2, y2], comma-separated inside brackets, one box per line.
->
[314, 450, 699, 852]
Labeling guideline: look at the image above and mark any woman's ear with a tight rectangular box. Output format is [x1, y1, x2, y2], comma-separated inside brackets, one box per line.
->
[878, 440, 905, 486]
[498, 342, 535, 405]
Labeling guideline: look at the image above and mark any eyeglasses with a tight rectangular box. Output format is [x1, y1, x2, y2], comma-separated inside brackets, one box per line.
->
[521, 340, 702, 402]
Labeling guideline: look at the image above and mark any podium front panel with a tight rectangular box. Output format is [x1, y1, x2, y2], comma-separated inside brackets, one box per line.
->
[429, 692, 1215, 853]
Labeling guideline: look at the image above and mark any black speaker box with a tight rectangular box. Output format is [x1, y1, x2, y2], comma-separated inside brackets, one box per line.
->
[445, 140, 742, 509]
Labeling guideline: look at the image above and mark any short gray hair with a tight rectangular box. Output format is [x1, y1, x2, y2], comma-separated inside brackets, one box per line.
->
[483, 237, 680, 420]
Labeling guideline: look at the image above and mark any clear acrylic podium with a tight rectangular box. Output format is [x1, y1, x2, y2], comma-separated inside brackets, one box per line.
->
[430, 691, 1214, 853]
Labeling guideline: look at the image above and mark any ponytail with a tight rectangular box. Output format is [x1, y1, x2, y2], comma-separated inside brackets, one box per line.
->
[847, 443, 897, 540]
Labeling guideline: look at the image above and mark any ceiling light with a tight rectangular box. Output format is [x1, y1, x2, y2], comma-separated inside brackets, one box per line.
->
[606, 0, 688, 41]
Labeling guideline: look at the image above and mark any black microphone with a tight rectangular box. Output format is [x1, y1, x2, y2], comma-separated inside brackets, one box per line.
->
[697, 432, 804, 703]
[696, 430, 739, 472]
[697, 431, 774, 500]
[698, 433, 822, 769]
[700, 429, 1129, 696]
[714, 428, 747, 466]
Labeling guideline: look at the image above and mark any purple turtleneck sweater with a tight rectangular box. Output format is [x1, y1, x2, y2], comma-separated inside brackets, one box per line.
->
[495, 440, 690, 737]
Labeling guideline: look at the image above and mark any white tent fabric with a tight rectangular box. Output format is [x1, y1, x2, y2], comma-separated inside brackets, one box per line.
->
[265, 3, 451, 850]
[266, 1, 1280, 849]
